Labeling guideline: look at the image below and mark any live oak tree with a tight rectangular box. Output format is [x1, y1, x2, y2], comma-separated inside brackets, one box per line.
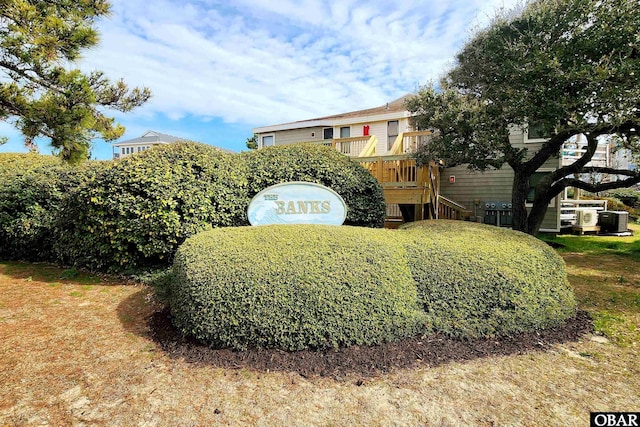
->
[406, 0, 640, 235]
[0, 0, 151, 163]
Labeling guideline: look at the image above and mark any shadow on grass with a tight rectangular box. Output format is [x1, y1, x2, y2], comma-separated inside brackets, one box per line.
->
[121, 296, 593, 379]
[0, 260, 118, 286]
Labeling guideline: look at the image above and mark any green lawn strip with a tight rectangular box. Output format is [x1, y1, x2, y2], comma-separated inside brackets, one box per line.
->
[539, 223, 640, 260]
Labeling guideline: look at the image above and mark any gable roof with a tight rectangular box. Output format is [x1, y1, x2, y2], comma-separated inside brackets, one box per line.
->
[112, 130, 183, 146]
[309, 94, 412, 121]
[253, 94, 414, 133]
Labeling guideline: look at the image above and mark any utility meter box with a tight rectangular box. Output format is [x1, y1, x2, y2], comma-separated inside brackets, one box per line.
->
[484, 201, 513, 227]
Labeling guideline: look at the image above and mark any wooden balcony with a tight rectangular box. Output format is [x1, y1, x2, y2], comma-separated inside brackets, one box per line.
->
[354, 155, 448, 221]
[389, 131, 433, 154]
[310, 130, 468, 224]
[312, 135, 376, 157]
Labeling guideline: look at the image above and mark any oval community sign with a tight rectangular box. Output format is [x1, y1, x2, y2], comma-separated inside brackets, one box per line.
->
[247, 182, 347, 226]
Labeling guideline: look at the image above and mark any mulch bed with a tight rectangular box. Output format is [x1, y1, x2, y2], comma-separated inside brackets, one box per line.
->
[149, 308, 593, 379]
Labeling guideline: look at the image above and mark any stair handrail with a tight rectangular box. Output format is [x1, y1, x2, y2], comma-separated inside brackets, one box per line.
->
[358, 135, 378, 157]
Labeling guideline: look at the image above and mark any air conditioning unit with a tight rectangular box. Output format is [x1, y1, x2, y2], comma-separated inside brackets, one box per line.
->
[598, 211, 629, 233]
[576, 209, 598, 227]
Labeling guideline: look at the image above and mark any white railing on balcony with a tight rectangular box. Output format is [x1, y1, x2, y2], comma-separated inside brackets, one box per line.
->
[561, 142, 610, 167]
[560, 199, 608, 225]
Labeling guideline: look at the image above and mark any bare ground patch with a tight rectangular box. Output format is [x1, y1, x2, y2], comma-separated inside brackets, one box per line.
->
[1, 258, 639, 426]
[148, 306, 592, 378]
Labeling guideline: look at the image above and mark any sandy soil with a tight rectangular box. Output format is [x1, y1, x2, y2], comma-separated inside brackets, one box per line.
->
[1, 258, 638, 426]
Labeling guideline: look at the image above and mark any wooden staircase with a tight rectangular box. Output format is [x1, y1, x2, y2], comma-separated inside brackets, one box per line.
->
[316, 130, 470, 226]
[353, 155, 470, 226]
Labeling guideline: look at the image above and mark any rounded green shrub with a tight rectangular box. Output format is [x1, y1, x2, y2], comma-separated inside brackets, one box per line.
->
[400, 220, 577, 338]
[242, 144, 386, 228]
[55, 142, 248, 270]
[169, 225, 427, 350]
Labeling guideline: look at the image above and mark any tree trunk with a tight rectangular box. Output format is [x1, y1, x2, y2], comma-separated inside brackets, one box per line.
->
[511, 169, 530, 232]
[526, 199, 550, 236]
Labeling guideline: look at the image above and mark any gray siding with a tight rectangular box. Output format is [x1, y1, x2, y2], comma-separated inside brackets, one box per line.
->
[440, 165, 560, 231]
[269, 127, 325, 146]
[440, 166, 513, 214]
[439, 127, 562, 230]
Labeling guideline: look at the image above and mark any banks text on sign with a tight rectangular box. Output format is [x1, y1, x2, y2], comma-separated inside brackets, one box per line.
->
[247, 182, 347, 226]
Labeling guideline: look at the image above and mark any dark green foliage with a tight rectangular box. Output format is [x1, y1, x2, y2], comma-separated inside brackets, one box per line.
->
[0, 144, 387, 271]
[170, 225, 426, 351]
[401, 220, 577, 338]
[604, 189, 640, 208]
[54, 142, 248, 270]
[242, 144, 386, 228]
[0, 157, 99, 261]
[407, 0, 640, 235]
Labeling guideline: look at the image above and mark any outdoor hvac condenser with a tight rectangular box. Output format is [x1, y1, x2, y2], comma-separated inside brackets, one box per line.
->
[598, 211, 629, 233]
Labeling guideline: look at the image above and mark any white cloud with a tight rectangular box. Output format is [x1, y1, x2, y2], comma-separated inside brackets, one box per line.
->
[79, 0, 522, 128]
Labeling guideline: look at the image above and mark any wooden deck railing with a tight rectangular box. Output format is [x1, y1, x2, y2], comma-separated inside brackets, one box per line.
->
[388, 131, 433, 155]
[354, 155, 428, 188]
[438, 195, 471, 220]
[308, 132, 468, 223]
[311, 136, 375, 157]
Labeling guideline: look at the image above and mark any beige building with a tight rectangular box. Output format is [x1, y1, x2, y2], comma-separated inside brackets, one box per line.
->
[111, 130, 183, 160]
[253, 96, 611, 232]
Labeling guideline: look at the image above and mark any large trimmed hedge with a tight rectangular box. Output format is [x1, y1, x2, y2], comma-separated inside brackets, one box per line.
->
[0, 156, 102, 261]
[170, 225, 427, 350]
[0, 143, 387, 271]
[168, 221, 576, 350]
[243, 144, 386, 228]
[401, 220, 577, 338]
[55, 142, 248, 269]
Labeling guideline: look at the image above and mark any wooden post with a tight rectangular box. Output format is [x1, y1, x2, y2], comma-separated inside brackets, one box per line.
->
[376, 157, 383, 183]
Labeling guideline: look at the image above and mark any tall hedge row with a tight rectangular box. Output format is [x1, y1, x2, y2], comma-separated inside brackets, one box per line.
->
[169, 222, 577, 350]
[0, 153, 107, 261]
[0, 144, 386, 270]
[53, 143, 248, 269]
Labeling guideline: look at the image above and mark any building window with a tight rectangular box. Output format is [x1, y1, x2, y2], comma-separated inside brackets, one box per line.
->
[121, 147, 125, 154]
[527, 172, 550, 203]
[526, 122, 551, 142]
[262, 135, 274, 147]
[137, 147, 142, 152]
[340, 127, 350, 138]
[387, 120, 399, 151]
[323, 127, 334, 140]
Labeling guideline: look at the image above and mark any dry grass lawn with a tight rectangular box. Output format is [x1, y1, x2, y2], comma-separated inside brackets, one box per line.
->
[1, 250, 639, 426]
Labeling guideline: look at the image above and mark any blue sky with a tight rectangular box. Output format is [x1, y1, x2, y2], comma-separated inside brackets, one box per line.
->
[0, 0, 520, 160]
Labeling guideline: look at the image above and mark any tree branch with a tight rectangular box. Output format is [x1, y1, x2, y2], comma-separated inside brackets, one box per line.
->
[581, 167, 640, 177]
[562, 176, 640, 194]
[0, 60, 61, 94]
